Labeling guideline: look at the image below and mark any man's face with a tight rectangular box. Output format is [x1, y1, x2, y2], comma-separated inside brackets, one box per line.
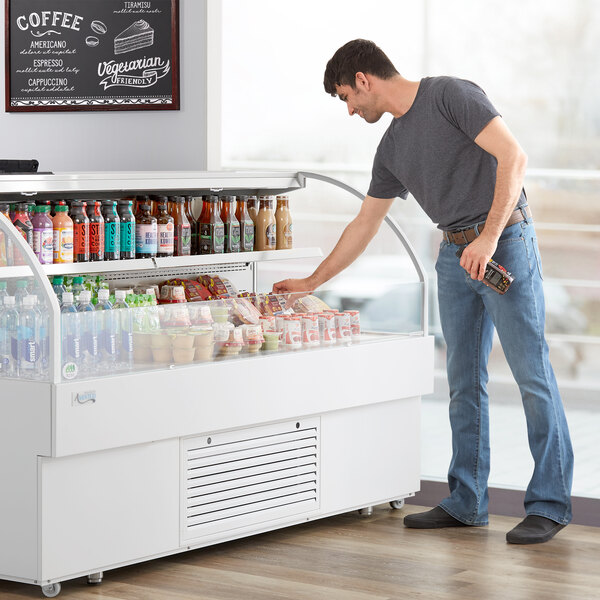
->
[335, 82, 383, 124]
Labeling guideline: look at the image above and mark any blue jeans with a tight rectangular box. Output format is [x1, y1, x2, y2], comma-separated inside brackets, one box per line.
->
[435, 217, 573, 526]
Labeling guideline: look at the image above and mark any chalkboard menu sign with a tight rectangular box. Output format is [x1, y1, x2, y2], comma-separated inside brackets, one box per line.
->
[5, 0, 179, 112]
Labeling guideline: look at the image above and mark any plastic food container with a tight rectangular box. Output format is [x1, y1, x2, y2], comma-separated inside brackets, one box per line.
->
[172, 334, 194, 349]
[262, 331, 280, 351]
[151, 332, 172, 348]
[151, 346, 173, 363]
[172, 347, 195, 363]
[194, 343, 214, 361]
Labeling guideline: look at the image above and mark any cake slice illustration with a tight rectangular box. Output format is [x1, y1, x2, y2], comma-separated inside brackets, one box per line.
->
[114, 20, 154, 55]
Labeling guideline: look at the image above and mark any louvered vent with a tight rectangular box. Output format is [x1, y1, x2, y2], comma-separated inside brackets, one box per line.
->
[181, 419, 320, 541]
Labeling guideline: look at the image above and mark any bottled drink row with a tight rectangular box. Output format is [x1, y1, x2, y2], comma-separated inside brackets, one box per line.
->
[0, 194, 293, 266]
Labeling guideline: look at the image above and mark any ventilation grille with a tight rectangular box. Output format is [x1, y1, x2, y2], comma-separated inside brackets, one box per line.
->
[181, 419, 319, 541]
[103, 262, 251, 283]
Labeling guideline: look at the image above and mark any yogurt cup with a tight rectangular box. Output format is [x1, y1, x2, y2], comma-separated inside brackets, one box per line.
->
[172, 347, 195, 363]
[194, 343, 214, 361]
[151, 346, 173, 363]
[172, 334, 194, 349]
[151, 332, 172, 348]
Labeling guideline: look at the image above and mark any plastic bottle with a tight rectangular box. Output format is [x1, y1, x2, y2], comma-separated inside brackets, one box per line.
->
[156, 200, 174, 257]
[184, 196, 198, 254]
[16, 295, 40, 379]
[72, 276, 85, 304]
[31, 205, 54, 264]
[0, 296, 18, 377]
[15, 280, 30, 307]
[53, 205, 74, 263]
[77, 290, 98, 376]
[0, 281, 8, 304]
[95, 288, 118, 371]
[0, 203, 15, 267]
[220, 196, 241, 253]
[11, 203, 34, 261]
[117, 200, 136, 260]
[87, 201, 105, 262]
[32, 295, 49, 379]
[69, 201, 90, 263]
[135, 204, 158, 259]
[247, 196, 258, 224]
[235, 196, 255, 252]
[101, 200, 120, 261]
[114, 289, 134, 371]
[60, 291, 80, 380]
[51, 276, 66, 305]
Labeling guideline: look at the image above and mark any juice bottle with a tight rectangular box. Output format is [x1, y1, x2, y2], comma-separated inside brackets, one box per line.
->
[70, 201, 89, 263]
[275, 195, 293, 250]
[220, 196, 241, 253]
[101, 200, 120, 261]
[184, 196, 198, 254]
[11, 203, 34, 257]
[235, 195, 255, 252]
[117, 199, 136, 260]
[31, 205, 54, 264]
[199, 195, 224, 254]
[156, 200, 174, 257]
[254, 196, 276, 251]
[172, 197, 191, 256]
[135, 204, 158, 258]
[52, 205, 74, 263]
[87, 201, 105, 262]
[0, 202, 15, 267]
[134, 195, 148, 219]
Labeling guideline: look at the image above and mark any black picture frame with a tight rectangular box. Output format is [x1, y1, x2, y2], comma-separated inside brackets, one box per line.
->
[5, 0, 180, 112]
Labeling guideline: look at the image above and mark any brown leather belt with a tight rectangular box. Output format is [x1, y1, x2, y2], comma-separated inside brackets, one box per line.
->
[442, 205, 532, 245]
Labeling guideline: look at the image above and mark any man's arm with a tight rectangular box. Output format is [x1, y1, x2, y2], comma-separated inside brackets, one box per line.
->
[460, 115, 528, 280]
[272, 195, 394, 294]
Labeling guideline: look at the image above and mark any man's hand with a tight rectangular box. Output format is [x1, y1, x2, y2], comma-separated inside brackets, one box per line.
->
[272, 277, 315, 308]
[459, 234, 498, 280]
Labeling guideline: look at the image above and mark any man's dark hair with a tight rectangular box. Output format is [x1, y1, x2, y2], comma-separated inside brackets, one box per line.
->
[323, 39, 399, 96]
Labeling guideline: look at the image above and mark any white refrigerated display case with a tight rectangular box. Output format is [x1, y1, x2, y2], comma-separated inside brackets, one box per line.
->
[0, 171, 433, 598]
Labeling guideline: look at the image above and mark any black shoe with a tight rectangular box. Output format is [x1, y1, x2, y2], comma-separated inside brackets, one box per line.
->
[506, 515, 566, 544]
[403, 506, 469, 529]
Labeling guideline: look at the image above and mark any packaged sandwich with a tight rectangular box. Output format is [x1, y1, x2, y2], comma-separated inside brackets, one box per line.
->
[199, 274, 238, 298]
[164, 278, 213, 302]
[292, 294, 331, 314]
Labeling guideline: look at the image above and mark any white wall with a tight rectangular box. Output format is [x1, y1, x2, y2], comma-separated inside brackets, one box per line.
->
[0, 0, 217, 172]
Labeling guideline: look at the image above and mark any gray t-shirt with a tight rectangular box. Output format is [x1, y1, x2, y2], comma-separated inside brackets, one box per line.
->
[367, 76, 526, 230]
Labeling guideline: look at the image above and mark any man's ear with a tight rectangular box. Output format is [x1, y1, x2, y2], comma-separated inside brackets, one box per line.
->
[355, 72, 371, 90]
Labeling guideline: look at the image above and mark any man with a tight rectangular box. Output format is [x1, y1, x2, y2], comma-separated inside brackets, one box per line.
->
[273, 39, 573, 544]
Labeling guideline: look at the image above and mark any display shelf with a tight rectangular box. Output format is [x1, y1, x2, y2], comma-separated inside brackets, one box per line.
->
[0, 170, 303, 199]
[0, 247, 323, 279]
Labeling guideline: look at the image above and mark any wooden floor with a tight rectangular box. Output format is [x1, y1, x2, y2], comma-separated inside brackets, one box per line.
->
[1, 504, 599, 600]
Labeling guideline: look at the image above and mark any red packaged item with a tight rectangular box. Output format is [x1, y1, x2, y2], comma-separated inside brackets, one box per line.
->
[199, 274, 238, 298]
[301, 314, 320, 347]
[318, 313, 336, 345]
[345, 310, 361, 340]
[223, 297, 262, 325]
[159, 285, 187, 304]
[335, 312, 352, 343]
[165, 278, 212, 302]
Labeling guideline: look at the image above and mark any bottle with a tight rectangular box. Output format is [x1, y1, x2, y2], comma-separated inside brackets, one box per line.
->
[0, 296, 18, 377]
[247, 196, 258, 224]
[135, 204, 158, 259]
[172, 197, 192, 256]
[101, 200, 120, 260]
[51, 276, 66, 305]
[72, 276, 85, 304]
[69, 201, 89, 263]
[87, 201, 105, 262]
[16, 295, 40, 379]
[60, 291, 80, 379]
[254, 196, 276, 251]
[77, 290, 98, 376]
[114, 289, 134, 371]
[14, 280, 30, 307]
[235, 196, 255, 252]
[156, 200, 174, 257]
[95, 288, 117, 371]
[275, 195, 293, 250]
[0, 281, 8, 304]
[0, 203, 15, 267]
[53, 205, 74, 263]
[11, 203, 34, 254]
[134, 195, 148, 219]
[220, 196, 241, 253]
[32, 295, 49, 379]
[117, 200, 136, 260]
[199, 196, 224, 254]
[31, 205, 54, 265]
[184, 196, 198, 254]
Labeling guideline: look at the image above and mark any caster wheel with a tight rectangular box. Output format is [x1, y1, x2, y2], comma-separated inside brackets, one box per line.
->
[358, 506, 373, 517]
[390, 499, 405, 510]
[41, 582, 61, 598]
[87, 572, 103, 585]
